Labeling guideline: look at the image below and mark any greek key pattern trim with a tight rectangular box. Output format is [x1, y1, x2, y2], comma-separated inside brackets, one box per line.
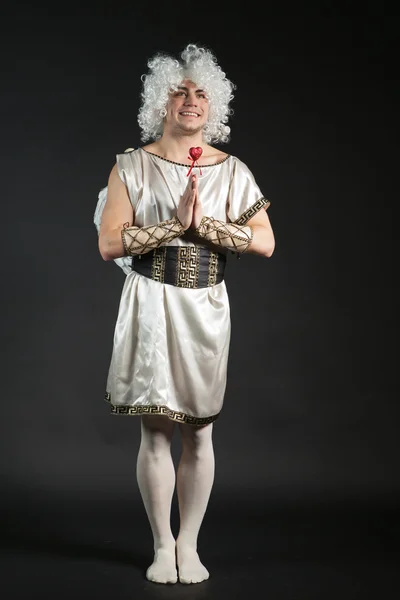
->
[234, 197, 271, 226]
[151, 247, 167, 282]
[175, 246, 200, 288]
[105, 392, 219, 426]
[208, 251, 219, 286]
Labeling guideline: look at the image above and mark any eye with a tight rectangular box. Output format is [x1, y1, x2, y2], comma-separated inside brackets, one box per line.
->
[175, 91, 186, 96]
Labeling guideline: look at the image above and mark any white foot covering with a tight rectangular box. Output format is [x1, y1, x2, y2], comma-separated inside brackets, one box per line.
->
[146, 548, 178, 584]
[176, 543, 210, 584]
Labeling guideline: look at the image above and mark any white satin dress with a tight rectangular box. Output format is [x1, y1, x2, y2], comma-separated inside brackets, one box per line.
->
[93, 147, 270, 426]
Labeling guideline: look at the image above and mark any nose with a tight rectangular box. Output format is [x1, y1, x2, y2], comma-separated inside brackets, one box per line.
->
[184, 92, 198, 106]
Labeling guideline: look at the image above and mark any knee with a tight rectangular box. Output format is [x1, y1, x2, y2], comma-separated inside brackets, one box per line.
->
[180, 424, 213, 458]
[143, 431, 171, 457]
[140, 416, 174, 457]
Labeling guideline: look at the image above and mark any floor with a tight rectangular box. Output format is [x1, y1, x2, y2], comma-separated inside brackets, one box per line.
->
[1, 492, 399, 599]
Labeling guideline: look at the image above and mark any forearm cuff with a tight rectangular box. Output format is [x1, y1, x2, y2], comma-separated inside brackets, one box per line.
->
[195, 216, 253, 253]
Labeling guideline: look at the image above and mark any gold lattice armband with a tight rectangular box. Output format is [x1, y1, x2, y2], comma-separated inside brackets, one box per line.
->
[195, 216, 253, 254]
[121, 216, 185, 256]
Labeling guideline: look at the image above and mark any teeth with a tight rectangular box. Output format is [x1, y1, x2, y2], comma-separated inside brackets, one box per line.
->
[180, 112, 198, 116]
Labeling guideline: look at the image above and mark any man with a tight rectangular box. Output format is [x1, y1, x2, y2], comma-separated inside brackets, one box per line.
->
[94, 43, 275, 585]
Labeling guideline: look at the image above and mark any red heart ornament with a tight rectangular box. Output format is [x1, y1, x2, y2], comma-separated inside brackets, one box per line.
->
[189, 146, 203, 161]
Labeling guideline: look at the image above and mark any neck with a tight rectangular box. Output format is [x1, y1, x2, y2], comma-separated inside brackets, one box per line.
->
[155, 131, 206, 162]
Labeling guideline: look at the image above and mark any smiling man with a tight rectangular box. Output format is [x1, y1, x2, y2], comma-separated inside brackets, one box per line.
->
[94, 43, 275, 585]
[142, 78, 230, 173]
[170, 83, 208, 134]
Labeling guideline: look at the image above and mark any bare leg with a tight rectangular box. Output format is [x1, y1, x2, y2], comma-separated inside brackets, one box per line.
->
[176, 422, 215, 584]
[136, 415, 177, 584]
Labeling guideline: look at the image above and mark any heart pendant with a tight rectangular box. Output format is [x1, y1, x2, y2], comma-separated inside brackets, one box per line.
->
[189, 146, 203, 161]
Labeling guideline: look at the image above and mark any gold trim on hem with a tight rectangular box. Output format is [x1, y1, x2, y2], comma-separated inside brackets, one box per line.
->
[104, 393, 220, 426]
[234, 197, 271, 225]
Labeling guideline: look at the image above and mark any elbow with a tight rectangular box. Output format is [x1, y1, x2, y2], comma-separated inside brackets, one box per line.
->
[98, 237, 113, 261]
[98, 227, 126, 261]
[248, 240, 275, 258]
[251, 226, 275, 258]
[263, 238, 275, 258]
[264, 244, 275, 258]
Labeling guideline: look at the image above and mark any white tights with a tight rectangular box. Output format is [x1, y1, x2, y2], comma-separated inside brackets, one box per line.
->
[136, 415, 215, 584]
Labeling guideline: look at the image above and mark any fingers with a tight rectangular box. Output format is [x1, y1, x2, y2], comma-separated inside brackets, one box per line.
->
[186, 174, 197, 187]
[192, 174, 199, 204]
[190, 182, 196, 204]
[186, 173, 195, 186]
[183, 174, 199, 205]
[184, 175, 196, 203]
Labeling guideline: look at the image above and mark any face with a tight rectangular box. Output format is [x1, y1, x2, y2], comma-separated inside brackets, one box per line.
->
[164, 79, 209, 135]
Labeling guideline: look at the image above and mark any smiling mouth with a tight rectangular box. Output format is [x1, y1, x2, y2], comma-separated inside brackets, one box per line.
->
[179, 112, 200, 117]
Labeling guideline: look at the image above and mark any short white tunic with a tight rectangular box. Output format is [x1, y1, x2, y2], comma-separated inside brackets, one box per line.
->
[94, 147, 270, 425]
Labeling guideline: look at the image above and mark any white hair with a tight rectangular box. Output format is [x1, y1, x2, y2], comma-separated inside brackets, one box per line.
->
[137, 43, 236, 144]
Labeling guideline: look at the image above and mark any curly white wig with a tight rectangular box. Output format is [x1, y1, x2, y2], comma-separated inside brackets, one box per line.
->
[137, 43, 236, 144]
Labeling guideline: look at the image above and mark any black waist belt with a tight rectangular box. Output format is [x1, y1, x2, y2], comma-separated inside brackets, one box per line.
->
[131, 246, 226, 288]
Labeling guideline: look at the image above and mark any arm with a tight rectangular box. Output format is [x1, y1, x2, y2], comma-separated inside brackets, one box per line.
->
[195, 210, 274, 257]
[191, 175, 275, 258]
[241, 208, 275, 257]
[98, 164, 185, 260]
[98, 164, 134, 260]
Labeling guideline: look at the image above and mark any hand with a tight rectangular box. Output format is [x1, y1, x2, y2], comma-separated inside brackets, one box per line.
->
[177, 174, 196, 230]
[190, 174, 203, 230]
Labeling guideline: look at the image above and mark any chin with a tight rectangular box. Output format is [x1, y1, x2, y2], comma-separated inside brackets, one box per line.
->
[179, 124, 204, 136]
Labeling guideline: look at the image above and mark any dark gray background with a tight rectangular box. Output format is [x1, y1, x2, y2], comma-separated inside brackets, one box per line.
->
[0, 6, 398, 598]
